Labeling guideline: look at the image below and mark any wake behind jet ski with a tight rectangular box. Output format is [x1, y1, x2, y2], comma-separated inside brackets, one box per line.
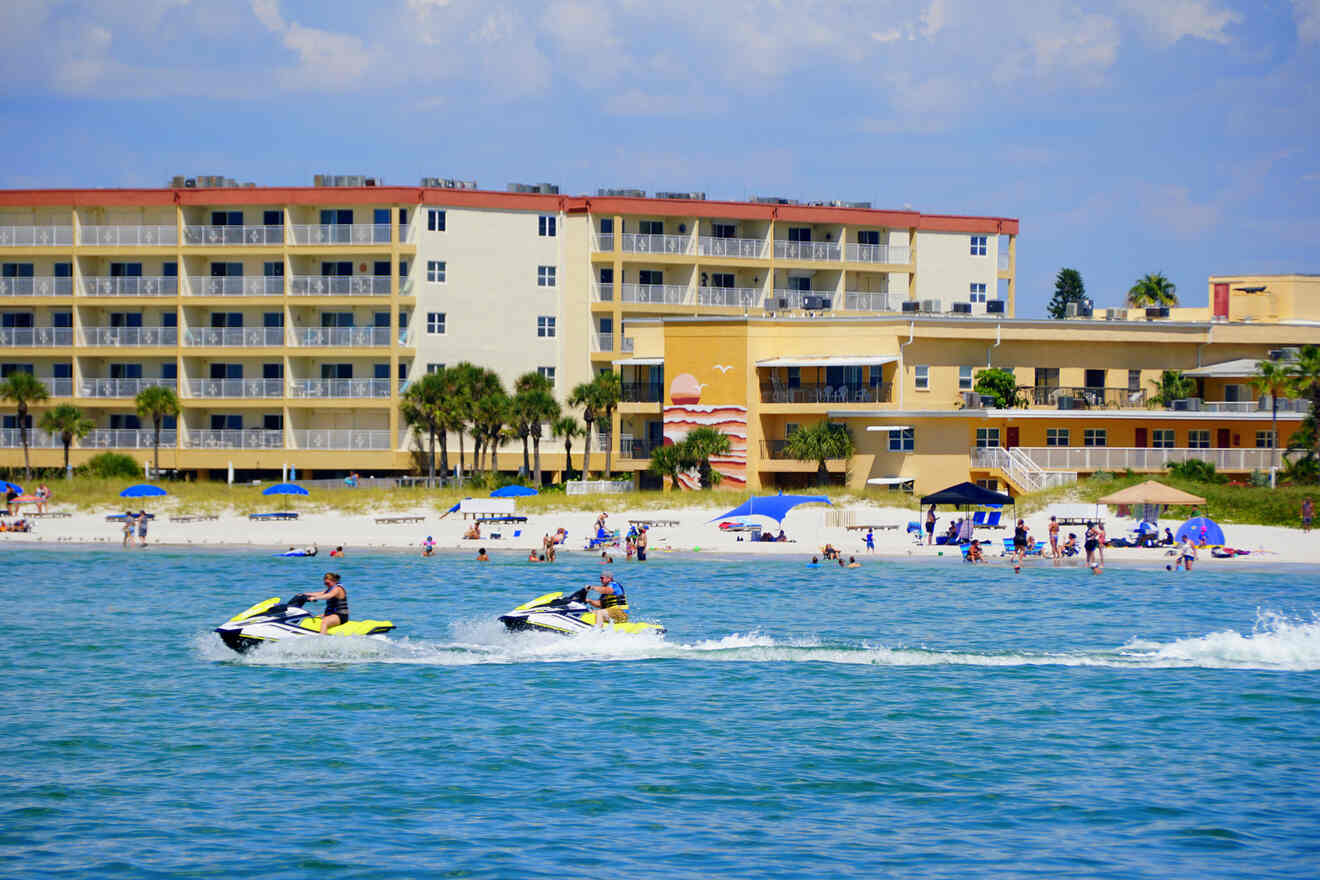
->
[499, 579, 665, 636]
[215, 594, 395, 653]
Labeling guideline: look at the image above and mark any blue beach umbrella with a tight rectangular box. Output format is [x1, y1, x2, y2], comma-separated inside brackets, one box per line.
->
[2, 480, 23, 495]
[263, 482, 310, 497]
[490, 485, 538, 498]
[709, 491, 832, 525]
[120, 483, 167, 498]
[1175, 515, 1225, 546]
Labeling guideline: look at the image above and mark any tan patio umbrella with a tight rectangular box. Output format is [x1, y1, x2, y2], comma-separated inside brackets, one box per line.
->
[1097, 480, 1206, 507]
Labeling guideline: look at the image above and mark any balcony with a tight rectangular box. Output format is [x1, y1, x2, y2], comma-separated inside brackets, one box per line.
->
[0, 276, 73, 296]
[593, 283, 614, 302]
[696, 286, 761, 308]
[621, 283, 688, 305]
[593, 332, 613, 352]
[1028, 386, 1147, 409]
[290, 224, 392, 246]
[82, 327, 178, 347]
[760, 382, 892, 404]
[290, 379, 393, 399]
[84, 429, 176, 449]
[773, 240, 841, 262]
[186, 378, 284, 399]
[999, 252, 1011, 271]
[82, 276, 178, 297]
[79, 378, 178, 398]
[0, 226, 73, 247]
[842, 291, 895, 311]
[0, 428, 59, 448]
[48, 378, 74, 397]
[0, 327, 73, 346]
[621, 383, 663, 403]
[294, 429, 392, 450]
[620, 233, 693, 255]
[844, 243, 910, 264]
[187, 276, 284, 296]
[769, 289, 834, 310]
[698, 236, 767, 259]
[594, 233, 615, 251]
[619, 437, 657, 459]
[187, 429, 284, 449]
[183, 225, 283, 246]
[184, 327, 286, 347]
[80, 225, 177, 247]
[293, 327, 391, 347]
[983, 446, 1279, 473]
[1169, 398, 1312, 414]
[289, 275, 391, 296]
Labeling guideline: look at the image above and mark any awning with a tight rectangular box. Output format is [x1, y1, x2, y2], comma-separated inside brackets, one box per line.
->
[756, 355, 898, 368]
[612, 357, 664, 366]
[1183, 358, 1258, 378]
[865, 425, 912, 432]
[867, 477, 913, 486]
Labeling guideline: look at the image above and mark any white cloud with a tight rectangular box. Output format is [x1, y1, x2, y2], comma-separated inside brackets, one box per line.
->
[249, 0, 370, 90]
[1119, 0, 1240, 45]
[1293, 0, 1320, 43]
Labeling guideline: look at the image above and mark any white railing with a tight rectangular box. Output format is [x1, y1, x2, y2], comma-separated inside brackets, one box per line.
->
[620, 233, 693, 255]
[289, 275, 391, 296]
[79, 378, 178, 398]
[293, 327, 391, 347]
[84, 429, 176, 449]
[80, 225, 177, 247]
[845, 243, 909, 264]
[594, 332, 613, 352]
[770, 289, 834, 310]
[774, 240, 842, 261]
[294, 429, 392, 450]
[620, 283, 688, 305]
[290, 379, 392, 398]
[999, 252, 1010, 271]
[187, 429, 284, 449]
[49, 378, 74, 396]
[0, 277, 73, 296]
[183, 225, 284, 246]
[290, 224, 392, 245]
[1010, 447, 1280, 473]
[843, 291, 895, 311]
[594, 233, 615, 251]
[0, 327, 73, 346]
[187, 275, 284, 296]
[186, 378, 284, 398]
[593, 283, 614, 302]
[0, 226, 73, 247]
[696, 286, 761, 308]
[82, 327, 177, 346]
[82, 276, 178, 296]
[620, 337, 635, 353]
[565, 479, 633, 496]
[0, 428, 60, 448]
[184, 327, 286, 347]
[1198, 399, 1312, 414]
[398, 225, 412, 245]
[971, 445, 1050, 492]
[698, 236, 767, 259]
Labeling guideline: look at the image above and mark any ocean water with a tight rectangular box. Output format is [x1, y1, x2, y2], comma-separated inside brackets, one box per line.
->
[3, 547, 1319, 879]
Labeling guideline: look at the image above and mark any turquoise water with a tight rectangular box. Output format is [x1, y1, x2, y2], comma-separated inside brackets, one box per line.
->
[3, 548, 1319, 879]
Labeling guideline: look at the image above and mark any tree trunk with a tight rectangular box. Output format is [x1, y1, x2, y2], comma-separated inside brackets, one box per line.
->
[532, 435, 543, 488]
[18, 403, 30, 480]
[581, 417, 593, 477]
[439, 431, 449, 481]
[522, 433, 530, 478]
[153, 416, 162, 478]
[603, 413, 613, 479]
[817, 460, 828, 487]
[1272, 398, 1279, 476]
[564, 439, 573, 482]
[428, 426, 437, 488]
[62, 436, 72, 476]
[457, 432, 465, 482]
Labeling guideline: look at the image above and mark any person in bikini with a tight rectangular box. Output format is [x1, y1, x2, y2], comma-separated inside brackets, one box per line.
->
[302, 572, 349, 634]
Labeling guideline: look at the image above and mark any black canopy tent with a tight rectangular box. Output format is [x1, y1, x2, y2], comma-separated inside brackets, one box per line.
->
[920, 481, 1013, 507]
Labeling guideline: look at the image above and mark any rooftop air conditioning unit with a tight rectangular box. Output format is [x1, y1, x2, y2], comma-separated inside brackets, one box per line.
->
[962, 391, 982, 408]
[1268, 349, 1285, 360]
[752, 196, 795, 205]
[1145, 306, 1170, 319]
[1105, 308, 1124, 320]
[597, 188, 646, 197]
[184, 178, 197, 188]
[901, 300, 920, 313]
[1058, 396, 1078, 410]
[952, 302, 972, 314]
[1078, 306, 1093, 317]
[985, 300, 1006, 315]
[170, 175, 187, 188]
[920, 299, 940, 313]
[1171, 399, 1190, 411]
[1065, 302, 1079, 317]
[1185, 397, 1202, 411]
[656, 191, 706, 200]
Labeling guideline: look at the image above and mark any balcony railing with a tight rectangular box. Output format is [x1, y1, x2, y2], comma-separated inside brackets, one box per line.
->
[84, 429, 176, 449]
[49, 378, 74, 397]
[289, 275, 391, 296]
[996, 447, 1279, 473]
[80, 225, 177, 247]
[1171, 398, 1312, 414]
[82, 327, 178, 346]
[290, 224, 392, 245]
[620, 233, 694, 255]
[79, 378, 178, 398]
[293, 327, 391, 347]
[619, 437, 657, 459]
[594, 233, 615, 251]
[0, 226, 73, 247]
[774, 240, 842, 261]
[842, 291, 895, 311]
[187, 429, 284, 449]
[187, 275, 284, 296]
[0, 327, 73, 346]
[184, 327, 286, 347]
[290, 379, 393, 398]
[999, 252, 1011, 271]
[294, 429, 392, 450]
[593, 283, 614, 302]
[593, 332, 613, 352]
[82, 276, 178, 297]
[760, 382, 892, 404]
[845, 243, 910, 264]
[0, 428, 60, 448]
[621, 383, 663, 403]
[183, 225, 284, 246]
[769, 290, 834, 310]
[186, 378, 285, 398]
[0, 276, 73, 296]
[1028, 386, 1147, 409]
[698, 236, 767, 259]
[696, 286, 761, 308]
[621, 283, 688, 305]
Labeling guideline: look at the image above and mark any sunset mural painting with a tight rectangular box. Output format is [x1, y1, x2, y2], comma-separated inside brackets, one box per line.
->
[663, 369, 747, 490]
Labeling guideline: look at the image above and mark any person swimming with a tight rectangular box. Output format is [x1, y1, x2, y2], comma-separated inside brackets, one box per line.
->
[477, 547, 489, 562]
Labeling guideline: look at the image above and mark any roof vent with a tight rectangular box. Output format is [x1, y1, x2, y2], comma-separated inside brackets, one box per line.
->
[597, 188, 646, 197]
[655, 191, 706, 200]
[420, 178, 479, 189]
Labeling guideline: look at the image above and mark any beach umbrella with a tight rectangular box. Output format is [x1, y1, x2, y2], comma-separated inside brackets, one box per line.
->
[709, 491, 832, 525]
[1175, 515, 1224, 547]
[2, 480, 25, 495]
[490, 485, 538, 498]
[120, 483, 168, 498]
[263, 482, 309, 497]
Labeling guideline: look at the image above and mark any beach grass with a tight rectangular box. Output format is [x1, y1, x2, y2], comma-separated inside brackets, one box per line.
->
[1017, 474, 1315, 527]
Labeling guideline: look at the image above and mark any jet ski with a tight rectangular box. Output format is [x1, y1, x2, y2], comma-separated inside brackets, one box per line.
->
[499, 587, 666, 636]
[215, 594, 395, 653]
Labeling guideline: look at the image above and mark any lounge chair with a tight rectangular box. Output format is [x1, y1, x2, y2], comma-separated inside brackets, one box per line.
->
[971, 511, 987, 527]
[985, 511, 1004, 529]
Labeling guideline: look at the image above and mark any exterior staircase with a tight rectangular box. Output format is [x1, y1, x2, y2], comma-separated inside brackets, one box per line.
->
[972, 446, 1077, 494]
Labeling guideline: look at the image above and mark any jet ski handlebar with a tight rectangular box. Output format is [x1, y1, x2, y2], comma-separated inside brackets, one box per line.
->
[288, 593, 309, 607]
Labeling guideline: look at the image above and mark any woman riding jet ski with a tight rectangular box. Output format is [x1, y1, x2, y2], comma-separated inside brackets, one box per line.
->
[499, 574, 665, 636]
[215, 586, 395, 653]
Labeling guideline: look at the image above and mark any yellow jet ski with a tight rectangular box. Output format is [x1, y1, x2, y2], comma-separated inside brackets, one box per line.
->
[216, 594, 395, 653]
[499, 588, 666, 636]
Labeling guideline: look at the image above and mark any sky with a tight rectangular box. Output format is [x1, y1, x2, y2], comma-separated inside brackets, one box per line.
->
[0, 0, 1317, 317]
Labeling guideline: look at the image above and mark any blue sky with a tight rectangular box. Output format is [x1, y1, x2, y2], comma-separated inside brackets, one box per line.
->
[1, 0, 1317, 316]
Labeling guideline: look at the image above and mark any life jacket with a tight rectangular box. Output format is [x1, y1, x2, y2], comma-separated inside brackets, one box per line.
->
[599, 582, 627, 609]
[324, 585, 349, 618]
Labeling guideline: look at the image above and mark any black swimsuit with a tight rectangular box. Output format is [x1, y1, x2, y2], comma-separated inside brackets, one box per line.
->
[323, 587, 349, 624]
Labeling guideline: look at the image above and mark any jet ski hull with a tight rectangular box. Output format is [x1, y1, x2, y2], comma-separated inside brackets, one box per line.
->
[499, 590, 665, 636]
[215, 596, 395, 654]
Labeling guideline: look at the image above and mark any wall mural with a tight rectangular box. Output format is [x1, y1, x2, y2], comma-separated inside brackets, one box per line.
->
[663, 371, 747, 490]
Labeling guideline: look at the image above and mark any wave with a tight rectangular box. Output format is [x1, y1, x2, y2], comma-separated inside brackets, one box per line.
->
[195, 612, 1320, 672]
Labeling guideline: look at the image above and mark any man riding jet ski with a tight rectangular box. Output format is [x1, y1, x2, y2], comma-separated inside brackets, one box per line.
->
[215, 577, 395, 653]
[499, 573, 665, 636]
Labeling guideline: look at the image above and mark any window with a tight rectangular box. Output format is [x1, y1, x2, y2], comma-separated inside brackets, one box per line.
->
[320, 312, 352, 327]
[639, 269, 664, 286]
[538, 366, 556, 386]
[975, 428, 1000, 448]
[711, 223, 736, 239]
[538, 215, 556, 237]
[708, 273, 734, 288]
[914, 365, 930, 390]
[1151, 429, 1175, 449]
[969, 283, 986, 303]
[958, 366, 973, 390]
[788, 227, 812, 242]
[263, 362, 283, 379]
[1046, 428, 1070, 447]
[321, 363, 352, 380]
[970, 235, 987, 255]
[975, 479, 999, 491]
[1188, 430, 1210, 449]
[426, 260, 446, 283]
[537, 316, 556, 338]
[1224, 383, 1246, 403]
[263, 413, 283, 431]
[1084, 429, 1107, 447]
[428, 209, 446, 232]
[1128, 369, 1142, 392]
[888, 427, 915, 452]
[427, 363, 445, 374]
[857, 229, 880, 246]
[1256, 430, 1275, 448]
[263, 210, 282, 227]
[426, 312, 446, 334]
[538, 266, 557, 287]
[263, 261, 284, 279]
[639, 220, 664, 235]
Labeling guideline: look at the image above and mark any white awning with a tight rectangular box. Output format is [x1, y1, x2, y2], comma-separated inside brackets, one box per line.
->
[865, 425, 912, 432]
[612, 357, 664, 366]
[867, 477, 913, 486]
[1183, 358, 1259, 378]
[756, 355, 898, 368]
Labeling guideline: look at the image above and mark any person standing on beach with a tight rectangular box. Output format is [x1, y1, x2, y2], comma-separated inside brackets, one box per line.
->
[925, 505, 936, 545]
[121, 513, 134, 548]
[136, 510, 149, 547]
[1012, 519, 1029, 572]
[1303, 498, 1314, 533]
[864, 529, 875, 553]
[36, 483, 50, 514]
[1083, 522, 1099, 569]
[1048, 516, 1060, 559]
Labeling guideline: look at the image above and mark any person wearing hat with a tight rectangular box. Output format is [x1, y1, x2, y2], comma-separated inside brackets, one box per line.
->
[586, 572, 629, 627]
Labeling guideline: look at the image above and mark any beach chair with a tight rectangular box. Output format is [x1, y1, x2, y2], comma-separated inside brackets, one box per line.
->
[971, 510, 987, 527]
[959, 544, 971, 561]
[1001, 538, 1015, 555]
[906, 521, 922, 544]
[985, 511, 1003, 529]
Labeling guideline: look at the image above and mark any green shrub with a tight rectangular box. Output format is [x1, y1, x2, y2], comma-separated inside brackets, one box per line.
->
[1167, 459, 1226, 483]
[1248, 469, 1271, 488]
[1091, 470, 1115, 482]
[81, 452, 141, 479]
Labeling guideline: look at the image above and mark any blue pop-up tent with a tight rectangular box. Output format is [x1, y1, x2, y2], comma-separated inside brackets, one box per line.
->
[490, 485, 538, 498]
[120, 484, 167, 498]
[1176, 515, 1224, 546]
[709, 491, 832, 524]
[263, 482, 309, 497]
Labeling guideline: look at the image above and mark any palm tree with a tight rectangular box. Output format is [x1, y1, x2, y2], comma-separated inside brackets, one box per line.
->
[38, 403, 93, 477]
[470, 376, 509, 476]
[782, 421, 855, 487]
[647, 443, 687, 490]
[134, 385, 180, 478]
[514, 372, 560, 487]
[401, 371, 447, 487]
[568, 380, 601, 478]
[1251, 359, 1295, 474]
[594, 371, 622, 479]
[552, 415, 583, 482]
[447, 361, 482, 480]
[1149, 369, 1197, 407]
[1127, 272, 1178, 308]
[1287, 344, 1320, 463]
[682, 426, 732, 490]
[0, 371, 49, 480]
